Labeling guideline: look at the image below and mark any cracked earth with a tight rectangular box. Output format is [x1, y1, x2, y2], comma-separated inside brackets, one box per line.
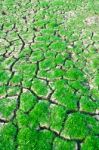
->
[0, 0, 99, 150]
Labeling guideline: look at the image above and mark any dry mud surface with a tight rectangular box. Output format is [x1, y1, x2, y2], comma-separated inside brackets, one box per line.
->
[0, 0, 99, 150]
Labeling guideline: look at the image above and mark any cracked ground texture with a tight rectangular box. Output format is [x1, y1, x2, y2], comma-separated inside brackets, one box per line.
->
[0, 0, 99, 150]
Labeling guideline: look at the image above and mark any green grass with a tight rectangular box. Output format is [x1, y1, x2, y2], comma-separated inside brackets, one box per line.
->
[0, 0, 99, 149]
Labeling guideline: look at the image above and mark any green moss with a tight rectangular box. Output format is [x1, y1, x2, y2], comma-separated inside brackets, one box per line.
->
[0, 123, 16, 150]
[55, 54, 65, 65]
[36, 130, 54, 150]
[50, 104, 66, 132]
[53, 137, 76, 150]
[20, 91, 37, 112]
[53, 88, 78, 109]
[19, 47, 31, 57]
[94, 74, 99, 86]
[68, 81, 88, 94]
[91, 89, 99, 100]
[0, 70, 10, 84]
[47, 68, 65, 80]
[52, 79, 68, 89]
[17, 127, 37, 150]
[50, 41, 66, 52]
[61, 112, 99, 140]
[92, 57, 99, 68]
[16, 110, 30, 128]
[10, 73, 22, 84]
[81, 136, 99, 150]
[0, 97, 16, 119]
[0, 86, 6, 97]
[29, 101, 50, 128]
[64, 60, 74, 69]
[22, 80, 32, 89]
[7, 86, 20, 96]
[19, 63, 36, 78]
[32, 78, 48, 97]
[80, 96, 97, 113]
[40, 58, 55, 70]
[30, 50, 44, 62]
[65, 68, 84, 81]
[35, 35, 50, 43]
